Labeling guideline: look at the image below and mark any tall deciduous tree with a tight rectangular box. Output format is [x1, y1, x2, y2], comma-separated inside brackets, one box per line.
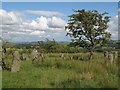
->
[65, 9, 111, 60]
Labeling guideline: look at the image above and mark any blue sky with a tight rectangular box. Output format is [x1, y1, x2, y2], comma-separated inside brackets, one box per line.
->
[3, 2, 118, 18]
[1, 2, 119, 42]
[2, 0, 120, 2]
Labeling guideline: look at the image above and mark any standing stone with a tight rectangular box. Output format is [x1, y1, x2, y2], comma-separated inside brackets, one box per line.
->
[2, 52, 6, 61]
[41, 54, 45, 62]
[38, 53, 45, 62]
[78, 56, 81, 60]
[0, 60, 2, 71]
[108, 54, 114, 64]
[70, 56, 72, 60]
[114, 51, 118, 60]
[31, 49, 39, 64]
[104, 51, 109, 58]
[0, 62, 2, 71]
[0, 60, 10, 70]
[11, 51, 21, 72]
[73, 55, 78, 60]
[110, 51, 118, 62]
[21, 54, 29, 61]
[61, 54, 64, 59]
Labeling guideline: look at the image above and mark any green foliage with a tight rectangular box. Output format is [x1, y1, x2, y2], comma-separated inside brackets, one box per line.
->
[37, 39, 57, 53]
[13, 43, 36, 49]
[37, 39, 87, 53]
[3, 39, 119, 54]
[65, 9, 111, 59]
[95, 46, 113, 52]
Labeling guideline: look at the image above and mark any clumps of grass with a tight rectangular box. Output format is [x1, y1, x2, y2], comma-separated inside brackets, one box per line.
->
[55, 78, 81, 88]
[52, 72, 101, 88]
[2, 52, 119, 88]
[105, 64, 118, 75]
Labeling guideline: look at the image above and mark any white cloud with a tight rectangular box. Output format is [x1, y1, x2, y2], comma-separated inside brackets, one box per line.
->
[29, 16, 67, 30]
[48, 17, 67, 28]
[26, 10, 66, 17]
[0, 10, 23, 25]
[30, 31, 45, 35]
[8, 32, 26, 34]
[0, 9, 69, 42]
[2, 9, 118, 42]
[30, 16, 48, 30]
[107, 15, 118, 40]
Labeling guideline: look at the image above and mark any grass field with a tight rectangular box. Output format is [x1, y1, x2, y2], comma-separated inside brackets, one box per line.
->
[2, 52, 119, 88]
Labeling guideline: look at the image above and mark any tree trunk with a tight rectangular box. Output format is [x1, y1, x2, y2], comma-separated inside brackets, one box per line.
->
[89, 51, 93, 60]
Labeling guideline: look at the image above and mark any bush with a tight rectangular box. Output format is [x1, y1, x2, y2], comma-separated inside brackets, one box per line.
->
[95, 47, 113, 52]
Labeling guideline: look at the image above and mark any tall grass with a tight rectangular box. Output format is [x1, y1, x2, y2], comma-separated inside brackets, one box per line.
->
[2, 52, 119, 88]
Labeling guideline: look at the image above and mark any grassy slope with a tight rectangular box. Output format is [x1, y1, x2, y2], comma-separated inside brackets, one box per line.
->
[2, 53, 119, 88]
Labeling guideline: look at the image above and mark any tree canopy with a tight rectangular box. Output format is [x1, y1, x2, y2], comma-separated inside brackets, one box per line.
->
[65, 9, 111, 59]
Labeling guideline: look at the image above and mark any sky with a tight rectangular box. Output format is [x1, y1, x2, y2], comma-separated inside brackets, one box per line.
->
[0, 2, 119, 42]
[1, 0, 120, 2]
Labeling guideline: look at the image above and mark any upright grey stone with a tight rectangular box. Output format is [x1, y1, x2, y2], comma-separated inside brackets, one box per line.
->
[41, 54, 45, 62]
[21, 54, 29, 61]
[38, 53, 45, 62]
[110, 51, 118, 61]
[70, 56, 73, 60]
[31, 49, 39, 64]
[108, 54, 114, 64]
[11, 51, 21, 72]
[61, 54, 64, 59]
[78, 56, 81, 60]
[114, 51, 118, 60]
[104, 51, 109, 58]
[0, 61, 2, 71]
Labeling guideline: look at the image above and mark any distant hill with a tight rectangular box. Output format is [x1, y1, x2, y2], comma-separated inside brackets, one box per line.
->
[10, 41, 71, 44]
